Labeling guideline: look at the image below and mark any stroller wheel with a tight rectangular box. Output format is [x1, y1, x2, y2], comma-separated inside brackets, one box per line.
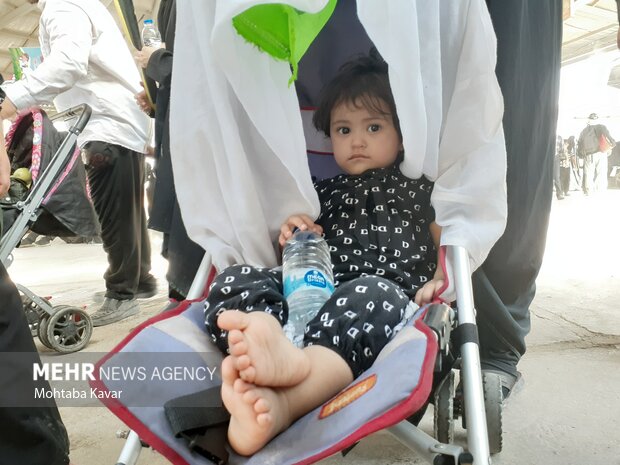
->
[46, 305, 93, 353]
[37, 315, 55, 349]
[482, 371, 503, 454]
[433, 370, 455, 444]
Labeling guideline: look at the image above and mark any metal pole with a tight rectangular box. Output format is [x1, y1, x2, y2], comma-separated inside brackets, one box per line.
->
[389, 421, 464, 464]
[449, 246, 491, 464]
[115, 430, 142, 465]
[186, 253, 212, 300]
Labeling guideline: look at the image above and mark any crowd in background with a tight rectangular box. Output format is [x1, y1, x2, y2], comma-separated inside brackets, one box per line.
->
[555, 114, 620, 200]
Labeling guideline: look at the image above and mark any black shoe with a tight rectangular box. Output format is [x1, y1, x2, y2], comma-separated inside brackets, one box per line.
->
[482, 369, 523, 401]
[61, 236, 88, 244]
[168, 287, 186, 301]
[34, 235, 54, 246]
[19, 232, 39, 247]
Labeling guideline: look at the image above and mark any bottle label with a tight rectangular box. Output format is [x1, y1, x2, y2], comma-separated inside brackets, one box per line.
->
[283, 268, 335, 298]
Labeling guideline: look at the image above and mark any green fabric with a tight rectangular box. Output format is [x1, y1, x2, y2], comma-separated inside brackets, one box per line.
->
[232, 1, 337, 83]
[9, 48, 24, 81]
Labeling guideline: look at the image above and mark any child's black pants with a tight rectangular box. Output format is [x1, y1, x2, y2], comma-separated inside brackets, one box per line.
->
[204, 265, 411, 377]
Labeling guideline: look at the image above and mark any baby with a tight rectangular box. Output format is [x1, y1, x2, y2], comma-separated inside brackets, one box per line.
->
[204, 53, 444, 455]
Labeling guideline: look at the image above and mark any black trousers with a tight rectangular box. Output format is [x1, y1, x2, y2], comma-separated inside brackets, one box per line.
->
[83, 141, 152, 300]
[204, 265, 410, 377]
[476, 0, 562, 376]
[149, 135, 205, 299]
[0, 263, 70, 465]
[553, 158, 570, 197]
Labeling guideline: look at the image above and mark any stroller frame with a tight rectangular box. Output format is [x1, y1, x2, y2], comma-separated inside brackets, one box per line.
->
[114, 245, 493, 465]
[0, 104, 94, 353]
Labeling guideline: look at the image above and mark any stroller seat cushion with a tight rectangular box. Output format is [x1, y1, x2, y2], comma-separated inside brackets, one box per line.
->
[92, 300, 436, 465]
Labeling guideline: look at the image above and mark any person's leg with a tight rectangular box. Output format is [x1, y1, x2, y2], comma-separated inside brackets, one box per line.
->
[84, 142, 141, 299]
[84, 142, 148, 325]
[0, 263, 70, 465]
[218, 275, 410, 455]
[576, 160, 584, 190]
[472, 270, 530, 378]
[591, 152, 602, 193]
[553, 157, 564, 199]
[221, 344, 352, 456]
[219, 311, 312, 388]
[560, 166, 571, 196]
[204, 265, 288, 353]
[165, 200, 205, 298]
[146, 122, 176, 295]
[477, 0, 562, 395]
[582, 155, 594, 194]
[219, 275, 410, 384]
[303, 275, 411, 377]
[598, 152, 608, 191]
[135, 154, 157, 297]
[569, 160, 581, 191]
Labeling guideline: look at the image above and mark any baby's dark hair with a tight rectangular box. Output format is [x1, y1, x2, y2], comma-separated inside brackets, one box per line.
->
[312, 51, 401, 139]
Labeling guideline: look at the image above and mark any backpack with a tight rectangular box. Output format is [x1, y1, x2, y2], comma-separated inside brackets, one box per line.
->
[579, 125, 599, 157]
[599, 132, 615, 152]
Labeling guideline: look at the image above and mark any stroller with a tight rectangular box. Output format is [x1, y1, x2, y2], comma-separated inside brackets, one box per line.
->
[0, 104, 98, 353]
[93, 1, 507, 464]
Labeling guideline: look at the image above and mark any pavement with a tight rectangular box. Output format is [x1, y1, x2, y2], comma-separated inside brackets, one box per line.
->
[6, 189, 620, 465]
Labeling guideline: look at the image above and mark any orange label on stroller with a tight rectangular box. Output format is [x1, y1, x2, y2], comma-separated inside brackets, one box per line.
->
[319, 374, 377, 419]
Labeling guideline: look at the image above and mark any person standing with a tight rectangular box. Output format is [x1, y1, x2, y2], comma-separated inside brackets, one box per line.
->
[577, 113, 615, 195]
[0, 113, 70, 465]
[135, 0, 205, 301]
[472, 0, 563, 398]
[565, 135, 582, 191]
[553, 135, 569, 200]
[0, 0, 156, 326]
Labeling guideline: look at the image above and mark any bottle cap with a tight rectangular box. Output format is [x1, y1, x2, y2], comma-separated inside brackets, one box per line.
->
[144, 19, 154, 25]
[291, 230, 320, 241]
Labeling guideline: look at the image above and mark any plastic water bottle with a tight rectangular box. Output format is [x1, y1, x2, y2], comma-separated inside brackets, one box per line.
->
[141, 19, 162, 47]
[282, 230, 334, 347]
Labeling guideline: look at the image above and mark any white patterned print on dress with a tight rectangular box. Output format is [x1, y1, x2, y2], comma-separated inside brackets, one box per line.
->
[315, 164, 436, 297]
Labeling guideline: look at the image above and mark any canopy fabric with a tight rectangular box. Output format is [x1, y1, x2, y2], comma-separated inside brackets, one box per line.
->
[169, 0, 507, 276]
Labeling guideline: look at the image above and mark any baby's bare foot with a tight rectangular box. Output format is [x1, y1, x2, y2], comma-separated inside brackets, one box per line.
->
[217, 311, 310, 387]
[221, 356, 290, 456]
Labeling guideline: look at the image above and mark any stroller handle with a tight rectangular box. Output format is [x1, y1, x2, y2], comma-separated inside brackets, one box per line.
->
[50, 104, 92, 135]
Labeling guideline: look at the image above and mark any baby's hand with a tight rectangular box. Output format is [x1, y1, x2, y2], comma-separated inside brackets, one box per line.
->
[414, 278, 445, 307]
[279, 214, 323, 247]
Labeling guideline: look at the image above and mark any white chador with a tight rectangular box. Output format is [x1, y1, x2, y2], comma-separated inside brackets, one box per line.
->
[169, 0, 507, 297]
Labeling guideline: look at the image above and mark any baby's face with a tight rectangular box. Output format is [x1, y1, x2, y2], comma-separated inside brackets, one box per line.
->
[330, 100, 402, 175]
